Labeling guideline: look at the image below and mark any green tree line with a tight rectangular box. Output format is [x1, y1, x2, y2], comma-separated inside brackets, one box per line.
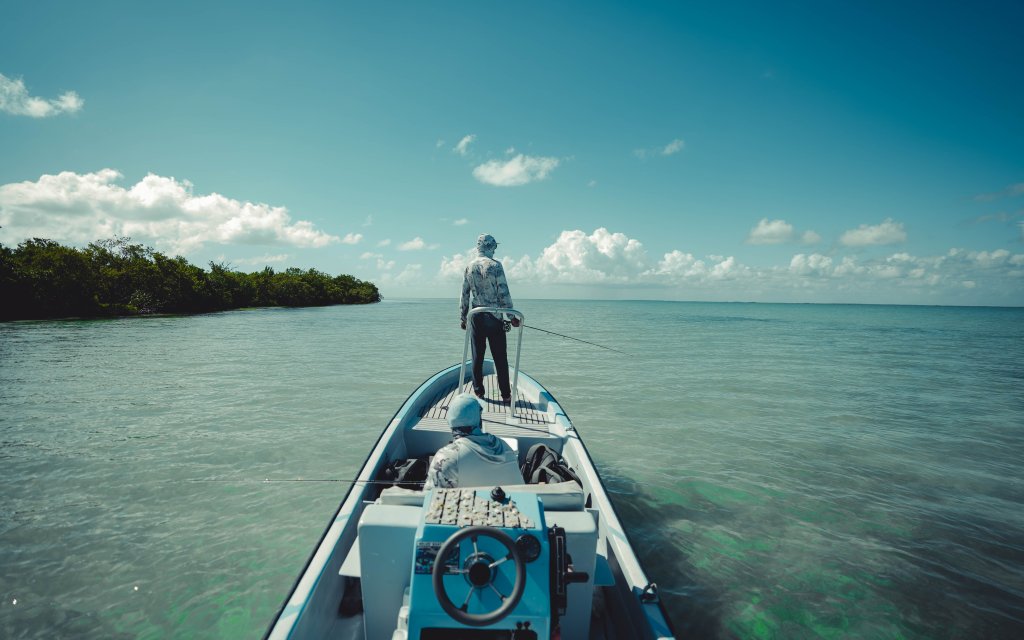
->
[0, 237, 381, 321]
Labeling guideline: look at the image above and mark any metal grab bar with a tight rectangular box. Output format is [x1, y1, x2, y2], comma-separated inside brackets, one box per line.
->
[459, 307, 525, 419]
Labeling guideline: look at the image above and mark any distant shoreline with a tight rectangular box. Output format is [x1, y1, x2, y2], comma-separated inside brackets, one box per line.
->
[383, 297, 1023, 310]
[1, 237, 381, 322]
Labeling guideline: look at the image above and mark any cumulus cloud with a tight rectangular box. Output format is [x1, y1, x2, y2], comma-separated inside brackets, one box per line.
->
[398, 236, 438, 251]
[377, 239, 391, 247]
[0, 73, 83, 117]
[341, 232, 363, 245]
[746, 218, 820, 245]
[649, 251, 747, 282]
[747, 218, 795, 244]
[439, 248, 474, 280]
[441, 228, 750, 287]
[839, 218, 907, 246]
[453, 218, 469, 226]
[454, 134, 476, 156]
[515, 228, 649, 283]
[0, 169, 338, 253]
[434, 226, 1022, 303]
[789, 253, 833, 275]
[472, 154, 560, 187]
[782, 248, 1024, 294]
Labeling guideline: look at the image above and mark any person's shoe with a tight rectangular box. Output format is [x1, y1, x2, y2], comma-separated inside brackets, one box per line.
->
[501, 395, 512, 404]
[474, 389, 485, 399]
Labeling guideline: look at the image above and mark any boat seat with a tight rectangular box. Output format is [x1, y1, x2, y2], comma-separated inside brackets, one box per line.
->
[377, 486, 427, 507]
[497, 482, 586, 511]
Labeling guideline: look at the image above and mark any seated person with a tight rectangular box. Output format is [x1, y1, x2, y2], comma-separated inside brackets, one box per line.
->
[425, 393, 523, 489]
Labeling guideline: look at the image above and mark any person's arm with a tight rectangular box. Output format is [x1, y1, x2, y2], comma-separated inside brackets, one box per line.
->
[426, 448, 458, 489]
[494, 262, 517, 324]
[460, 266, 472, 328]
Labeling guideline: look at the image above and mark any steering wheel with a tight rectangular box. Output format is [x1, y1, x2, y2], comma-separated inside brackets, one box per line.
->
[431, 526, 526, 627]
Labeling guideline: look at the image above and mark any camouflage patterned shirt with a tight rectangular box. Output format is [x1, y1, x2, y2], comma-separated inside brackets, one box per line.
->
[460, 250, 513, 323]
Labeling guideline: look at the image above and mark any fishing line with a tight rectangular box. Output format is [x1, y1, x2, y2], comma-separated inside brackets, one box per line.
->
[522, 324, 631, 356]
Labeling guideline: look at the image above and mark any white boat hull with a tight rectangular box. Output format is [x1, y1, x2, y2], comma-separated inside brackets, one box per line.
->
[265, 361, 676, 640]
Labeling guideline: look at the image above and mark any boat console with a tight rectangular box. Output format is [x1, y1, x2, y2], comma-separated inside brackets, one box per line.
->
[356, 484, 598, 640]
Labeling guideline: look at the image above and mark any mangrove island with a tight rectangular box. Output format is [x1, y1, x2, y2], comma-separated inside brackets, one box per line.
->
[0, 237, 381, 321]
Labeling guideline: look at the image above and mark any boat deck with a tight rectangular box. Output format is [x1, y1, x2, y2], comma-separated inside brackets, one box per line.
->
[412, 373, 555, 440]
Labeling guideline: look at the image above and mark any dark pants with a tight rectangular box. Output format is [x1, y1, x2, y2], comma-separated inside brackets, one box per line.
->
[471, 313, 510, 398]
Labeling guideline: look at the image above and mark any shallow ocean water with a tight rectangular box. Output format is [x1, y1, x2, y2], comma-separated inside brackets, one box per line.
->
[1, 299, 1022, 638]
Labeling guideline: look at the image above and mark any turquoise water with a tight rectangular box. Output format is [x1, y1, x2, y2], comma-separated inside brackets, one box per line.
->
[1, 300, 1022, 639]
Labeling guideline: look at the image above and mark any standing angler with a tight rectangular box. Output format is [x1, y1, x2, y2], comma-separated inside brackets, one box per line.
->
[460, 233, 520, 403]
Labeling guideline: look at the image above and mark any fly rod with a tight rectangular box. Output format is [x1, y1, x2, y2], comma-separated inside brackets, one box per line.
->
[188, 478, 394, 484]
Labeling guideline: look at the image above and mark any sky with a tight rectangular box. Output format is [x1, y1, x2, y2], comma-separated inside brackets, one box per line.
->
[1, 0, 1022, 306]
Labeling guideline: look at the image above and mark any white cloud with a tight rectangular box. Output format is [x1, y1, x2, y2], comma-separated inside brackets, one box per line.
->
[399, 237, 432, 251]
[974, 182, 1024, 202]
[789, 253, 833, 275]
[377, 239, 391, 247]
[453, 218, 469, 226]
[782, 248, 1024, 293]
[472, 154, 560, 187]
[441, 229, 650, 285]
[801, 230, 822, 244]
[360, 251, 381, 259]
[0, 73, 83, 118]
[649, 250, 707, 278]
[378, 263, 422, 285]
[662, 138, 685, 155]
[442, 228, 751, 287]
[634, 138, 685, 159]
[520, 228, 648, 283]
[432, 226, 1023, 303]
[439, 249, 475, 280]
[0, 169, 338, 254]
[232, 253, 289, 266]
[972, 249, 1011, 268]
[746, 218, 820, 246]
[362, 215, 373, 227]
[454, 134, 476, 156]
[650, 251, 746, 282]
[840, 218, 907, 246]
[341, 232, 363, 245]
[747, 218, 794, 245]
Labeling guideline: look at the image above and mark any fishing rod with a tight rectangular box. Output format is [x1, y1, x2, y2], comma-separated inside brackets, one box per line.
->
[522, 324, 631, 356]
[188, 478, 397, 485]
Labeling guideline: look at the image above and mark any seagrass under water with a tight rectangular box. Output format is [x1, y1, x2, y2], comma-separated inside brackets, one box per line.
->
[1, 299, 1022, 639]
